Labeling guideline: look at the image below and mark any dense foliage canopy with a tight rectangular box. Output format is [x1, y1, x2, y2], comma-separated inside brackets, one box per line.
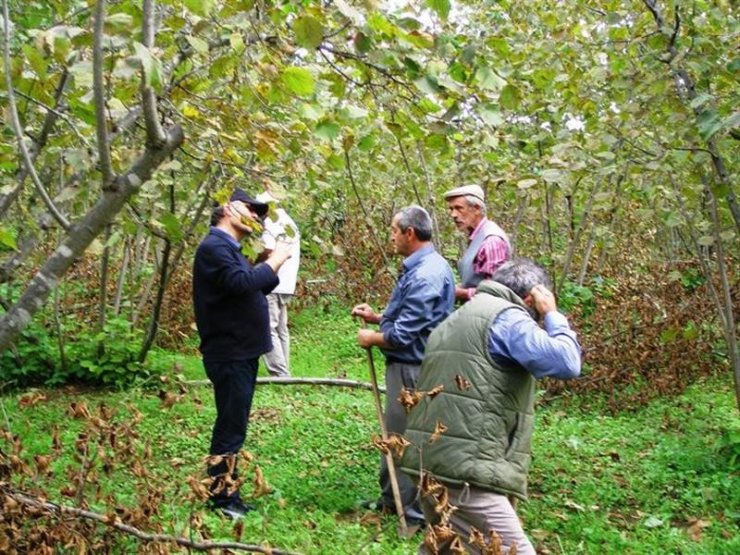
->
[0, 1, 737, 398]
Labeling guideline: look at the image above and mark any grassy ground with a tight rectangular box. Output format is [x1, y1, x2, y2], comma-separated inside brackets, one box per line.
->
[2, 304, 739, 554]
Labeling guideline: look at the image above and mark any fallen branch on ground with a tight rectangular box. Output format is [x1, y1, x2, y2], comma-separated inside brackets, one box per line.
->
[3, 486, 301, 554]
[187, 376, 386, 393]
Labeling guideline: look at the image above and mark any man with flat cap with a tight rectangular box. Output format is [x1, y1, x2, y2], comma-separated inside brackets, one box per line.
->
[193, 187, 291, 519]
[444, 184, 511, 302]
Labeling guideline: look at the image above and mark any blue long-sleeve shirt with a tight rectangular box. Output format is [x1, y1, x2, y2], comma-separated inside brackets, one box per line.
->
[193, 227, 279, 362]
[379, 245, 455, 364]
[488, 308, 581, 379]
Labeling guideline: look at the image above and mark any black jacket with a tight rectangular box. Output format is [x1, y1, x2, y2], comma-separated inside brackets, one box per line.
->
[193, 228, 279, 361]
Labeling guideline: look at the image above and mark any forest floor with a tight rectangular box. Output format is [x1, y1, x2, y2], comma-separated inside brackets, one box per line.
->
[2, 304, 738, 554]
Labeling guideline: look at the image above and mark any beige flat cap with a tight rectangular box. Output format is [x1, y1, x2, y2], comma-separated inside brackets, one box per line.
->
[443, 184, 485, 203]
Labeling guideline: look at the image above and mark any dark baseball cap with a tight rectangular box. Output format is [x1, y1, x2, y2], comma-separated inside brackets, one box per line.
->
[230, 188, 268, 217]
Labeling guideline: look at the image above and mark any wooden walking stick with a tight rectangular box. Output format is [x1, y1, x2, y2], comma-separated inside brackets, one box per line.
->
[358, 320, 410, 538]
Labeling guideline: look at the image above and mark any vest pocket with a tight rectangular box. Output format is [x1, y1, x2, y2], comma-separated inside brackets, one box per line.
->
[504, 412, 534, 460]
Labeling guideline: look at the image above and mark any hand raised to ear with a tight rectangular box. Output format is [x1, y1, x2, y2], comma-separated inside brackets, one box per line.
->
[529, 284, 557, 316]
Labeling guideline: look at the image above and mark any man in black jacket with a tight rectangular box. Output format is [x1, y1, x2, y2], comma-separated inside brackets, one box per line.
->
[193, 188, 291, 519]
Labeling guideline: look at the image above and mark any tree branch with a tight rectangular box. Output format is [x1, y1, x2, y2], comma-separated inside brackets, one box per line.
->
[92, 0, 115, 186]
[187, 376, 386, 393]
[141, 0, 166, 147]
[1, 0, 70, 231]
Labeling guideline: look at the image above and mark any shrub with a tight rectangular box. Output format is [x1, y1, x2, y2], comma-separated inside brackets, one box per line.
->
[0, 316, 158, 389]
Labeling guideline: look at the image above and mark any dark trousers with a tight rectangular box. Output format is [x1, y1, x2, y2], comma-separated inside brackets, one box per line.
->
[380, 361, 424, 520]
[204, 358, 259, 506]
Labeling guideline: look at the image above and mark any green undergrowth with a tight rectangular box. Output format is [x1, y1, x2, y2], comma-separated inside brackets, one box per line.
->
[2, 303, 738, 553]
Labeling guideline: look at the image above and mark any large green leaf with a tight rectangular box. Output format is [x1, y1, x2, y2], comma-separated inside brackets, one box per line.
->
[0, 226, 17, 250]
[696, 109, 722, 141]
[499, 84, 521, 110]
[183, 0, 213, 17]
[281, 67, 316, 97]
[426, 0, 450, 20]
[294, 16, 324, 49]
[315, 120, 340, 141]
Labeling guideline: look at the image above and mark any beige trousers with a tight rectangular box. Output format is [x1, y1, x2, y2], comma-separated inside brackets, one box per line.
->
[419, 485, 536, 554]
[262, 293, 291, 377]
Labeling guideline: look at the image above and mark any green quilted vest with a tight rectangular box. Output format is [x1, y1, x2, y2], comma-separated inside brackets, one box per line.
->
[400, 280, 536, 500]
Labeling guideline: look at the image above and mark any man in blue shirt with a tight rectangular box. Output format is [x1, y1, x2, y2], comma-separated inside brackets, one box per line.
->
[193, 188, 291, 519]
[351, 205, 455, 525]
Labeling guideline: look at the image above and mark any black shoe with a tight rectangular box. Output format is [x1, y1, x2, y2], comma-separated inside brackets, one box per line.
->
[406, 516, 426, 528]
[209, 499, 256, 519]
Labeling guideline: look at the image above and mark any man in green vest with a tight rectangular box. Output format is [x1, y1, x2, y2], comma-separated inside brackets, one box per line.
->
[401, 258, 581, 553]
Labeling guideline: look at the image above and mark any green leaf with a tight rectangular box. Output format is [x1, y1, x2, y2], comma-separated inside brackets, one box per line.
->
[69, 60, 94, 89]
[186, 35, 209, 55]
[299, 102, 323, 121]
[104, 13, 134, 33]
[368, 13, 395, 36]
[357, 134, 376, 151]
[294, 16, 324, 49]
[696, 109, 722, 141]
[342, 105, 369, 119]
[315, 120, 340, 141]
[281, 67, 315, 97]
[689, 93, 713, 109]
[474, 65, 504, 91]
[517, 178, 538, 189]
[0, 226, 17, 250]
[426, 0, 450, 19]
[499, 84, 521, 110]
[478, 104, 504, 126]
[133, 42, 161, 88]
[159, 213, 183, 242]
[183, 0, 214, 17]
[22, 44, 48, 80]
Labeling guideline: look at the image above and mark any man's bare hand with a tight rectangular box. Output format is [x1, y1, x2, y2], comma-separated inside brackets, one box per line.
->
[265, 240, 291, 272]
[530, 284, 557, 316]
[351, 303, 380, 324]
[356, 329, 377, 349]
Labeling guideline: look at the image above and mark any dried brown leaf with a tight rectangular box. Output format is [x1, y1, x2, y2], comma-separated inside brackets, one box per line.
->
[449, 535, 466, 554]
[68, 402, 90, 419]
[427, 385, 445, 398]
[252, 465, 272, 498]
[454, 375, 472, 390]
[429, 420, 448, 444]
[18, 391, 46, 408]
[399, 388, 425, 412]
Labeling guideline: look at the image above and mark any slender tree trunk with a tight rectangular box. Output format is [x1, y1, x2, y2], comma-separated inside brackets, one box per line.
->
[344, 149, 390, 268]
[138, 180, 176, 362]
[96, 224, 112, 358]
[113, 238, 130, 316]
[416, 142, 442, 249]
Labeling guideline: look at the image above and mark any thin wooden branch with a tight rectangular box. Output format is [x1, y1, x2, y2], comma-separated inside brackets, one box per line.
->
[187, 376, 386, 393]
[1, 0, 71, 230]
[343, 149, 391, 268]
[4, 488, 300, 554]
[141, 0, 166, 146]
[92, 0, 114, 186]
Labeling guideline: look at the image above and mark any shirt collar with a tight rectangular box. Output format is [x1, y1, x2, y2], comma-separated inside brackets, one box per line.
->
[469, 217, 490, 240]
[402, 244, 434, 273]
[210, 226, 241, 249]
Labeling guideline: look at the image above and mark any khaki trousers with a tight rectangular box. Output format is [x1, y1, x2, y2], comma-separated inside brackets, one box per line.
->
[263, 293, 292, 377]
[419, 485, 536, 554]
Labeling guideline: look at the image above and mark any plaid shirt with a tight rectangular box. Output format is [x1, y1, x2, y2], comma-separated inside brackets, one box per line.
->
[465, 219, 510, 300]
